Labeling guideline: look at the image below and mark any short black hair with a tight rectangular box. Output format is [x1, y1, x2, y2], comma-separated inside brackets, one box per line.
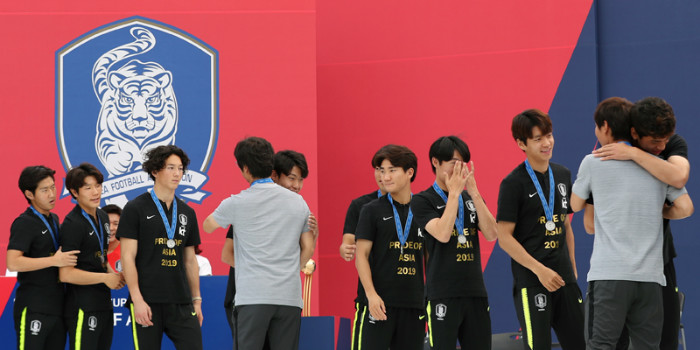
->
[234, 137, 274, 179]
[65, 163, 104, 199]
[511, 109, 553, 145]
[428, 136, 471, 173]
[142, 145, 190, 181]
[631, 97, 676, 138]
[18, 165, 56, 204]
[274, 150, 309, 178]
[372, 144, 418, 182]
[102, 204, 122, 216]
[594, 97, 633, 142]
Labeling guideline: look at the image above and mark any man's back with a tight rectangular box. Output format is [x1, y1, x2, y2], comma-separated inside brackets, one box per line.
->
[213, 182, 310, 308]
[573, 154, 686, 285]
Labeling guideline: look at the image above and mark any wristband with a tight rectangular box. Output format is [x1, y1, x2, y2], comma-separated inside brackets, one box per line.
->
[192, 296, 202, 302]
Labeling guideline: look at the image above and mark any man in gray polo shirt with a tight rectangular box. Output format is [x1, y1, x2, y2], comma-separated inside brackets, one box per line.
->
[203, 136, 315, 350]
[570, 97, 694, 350]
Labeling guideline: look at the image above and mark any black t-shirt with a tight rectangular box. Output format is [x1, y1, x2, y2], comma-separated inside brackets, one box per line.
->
[355, 195, 424, 309]
[59, 205, 112, 314]
[343, 191, 381, 303]
[8, 208, 64, 315]
[116, 191, 201, 304]
[412, 186, 487, 299]
[343, 191, 381, 235]
[497, 162, 575, 288]
[660, 134, 688, 263]
[224, 225, 235, 308]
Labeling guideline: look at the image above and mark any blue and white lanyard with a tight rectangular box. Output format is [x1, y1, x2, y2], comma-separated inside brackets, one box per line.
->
[81, 209, 105, 253]
[387, 193, 413, 254]
[251, 178, 274, 187]
[149, 189, 178, 241]
[524, 160, 554, 225]
[432, 182, 464, 239]
[30, 206, 58, 250]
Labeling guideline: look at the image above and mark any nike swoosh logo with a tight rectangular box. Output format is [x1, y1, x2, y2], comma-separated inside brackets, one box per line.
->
[191, 311, 197, 316]
[147, 215, 156, 219]
[419, 315, 425, 320]
[529, 192, 538, 198]
[436, 205, 446, 209]
[383, 216, 393, 221]
[41, 230, 47, 234]
[578, 298, 583, 303]
[89, 231, 94, 236]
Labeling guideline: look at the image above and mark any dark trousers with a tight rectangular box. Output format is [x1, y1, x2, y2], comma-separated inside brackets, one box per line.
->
[66, 309, 113, 350]
[130, 303, 202, 350]
[234, 304, 301, 350]
[585, 280, 662, 350]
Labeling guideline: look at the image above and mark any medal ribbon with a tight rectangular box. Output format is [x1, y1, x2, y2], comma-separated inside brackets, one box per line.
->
[81, 209, 105, 254]
[150, 189, 178, 241]
[432, 182, 464, 239]
[250, 178, 274, 187]
[30, 206, 59, 250]
[524, 160, 554, 225]
[387, 194, 413, 250]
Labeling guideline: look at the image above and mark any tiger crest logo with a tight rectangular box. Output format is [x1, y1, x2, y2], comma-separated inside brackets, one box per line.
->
[57, 17, 218, 207]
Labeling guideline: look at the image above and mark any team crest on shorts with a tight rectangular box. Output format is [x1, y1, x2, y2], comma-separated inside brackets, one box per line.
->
[435, 303, 447, 320]
[534, 293, 547, 311]
[88, 316, 98, 331]
[30, 320, 41, 335]
[56, 16, 218, 207]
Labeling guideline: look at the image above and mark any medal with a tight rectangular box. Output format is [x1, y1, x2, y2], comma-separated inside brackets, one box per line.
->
[387, 194, 413, 256]
[524, 160, 556, 233]
[432, 182, 466, 244]
[81, 208, 105, 264]
[150, 189, 178, 250]
[30, 206, 59, 250]
[545, 220, 556, 231]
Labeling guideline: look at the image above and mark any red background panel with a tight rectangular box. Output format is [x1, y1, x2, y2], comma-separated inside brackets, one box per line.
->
[316, 0, 592, 320]
[0, 1, 318, 313]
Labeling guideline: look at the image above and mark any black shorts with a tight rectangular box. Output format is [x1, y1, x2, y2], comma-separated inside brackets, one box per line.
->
[66, 309, 113, 350]
[130, 303, 202, 350]
[356, 305, 425, 350]
[13, 307, 66, 350]
[514, 283, 584, 350]
[426, 297, 491, 350]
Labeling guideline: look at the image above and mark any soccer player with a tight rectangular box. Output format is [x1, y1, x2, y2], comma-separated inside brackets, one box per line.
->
[340, 146, 387, 350]
[102, 204, 122, 272]
[411, 136, 497, 350]
[496, 109, 585, 350]
[59, 163, 124, 350]
[589, 96, 690, 350]
[570, 97, 693, 350]
[271, 150, 308, 194]
[7, 166, 79, 350]
[354, 144, 425, 350]
[204, 137, 315, 350]
[117, 145, 204, 350]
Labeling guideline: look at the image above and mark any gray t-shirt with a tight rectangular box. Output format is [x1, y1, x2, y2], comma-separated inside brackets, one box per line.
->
[213, 182, 310, 308]
[572, 154, 687, 285]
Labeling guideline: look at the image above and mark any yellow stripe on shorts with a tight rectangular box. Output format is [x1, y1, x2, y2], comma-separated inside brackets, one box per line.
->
[426, 301, 434, 347]
[130, 304, 140, 350]
[19, 307, 27, 350]
[75, 309, 84, 350]
[521, 288, 534, 349]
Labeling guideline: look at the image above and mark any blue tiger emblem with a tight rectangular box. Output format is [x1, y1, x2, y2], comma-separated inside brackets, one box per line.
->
[93, 27, 178, 177]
